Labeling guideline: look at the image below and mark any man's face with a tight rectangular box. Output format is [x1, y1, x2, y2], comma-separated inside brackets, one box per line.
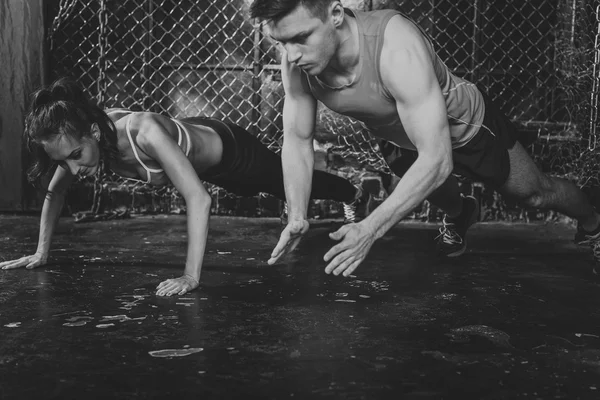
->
[266, 3, 337, 75]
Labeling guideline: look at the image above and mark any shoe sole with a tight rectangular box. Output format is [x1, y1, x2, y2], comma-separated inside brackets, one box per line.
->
[439, 197, 478, 258]
[444, 241, 467, 258]
[574, 230, 600, 245]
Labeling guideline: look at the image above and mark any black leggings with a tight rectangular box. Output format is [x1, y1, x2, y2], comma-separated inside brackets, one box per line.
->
[182, 117, 357, 203]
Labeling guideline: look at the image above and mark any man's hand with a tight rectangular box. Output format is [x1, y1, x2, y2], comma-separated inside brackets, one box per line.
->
[268, 220, 310, 265]
[324, 222, 376, 277]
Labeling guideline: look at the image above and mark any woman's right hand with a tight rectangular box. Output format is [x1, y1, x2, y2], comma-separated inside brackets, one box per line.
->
[0, 253, 48, 270]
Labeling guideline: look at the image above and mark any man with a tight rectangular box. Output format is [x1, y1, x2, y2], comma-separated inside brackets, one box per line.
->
[250, 0, 600, 276]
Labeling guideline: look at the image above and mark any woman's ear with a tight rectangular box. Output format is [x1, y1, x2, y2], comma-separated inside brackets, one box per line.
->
[91, 123, 101, 141]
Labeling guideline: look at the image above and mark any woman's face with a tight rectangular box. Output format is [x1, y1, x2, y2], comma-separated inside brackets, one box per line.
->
[43, 126, 101, 177]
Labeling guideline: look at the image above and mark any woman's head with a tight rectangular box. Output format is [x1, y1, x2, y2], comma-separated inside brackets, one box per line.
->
[24, 77, 118, 183]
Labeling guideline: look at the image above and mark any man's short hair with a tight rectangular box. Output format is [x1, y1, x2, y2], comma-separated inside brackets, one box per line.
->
[249, 0, 334, 22]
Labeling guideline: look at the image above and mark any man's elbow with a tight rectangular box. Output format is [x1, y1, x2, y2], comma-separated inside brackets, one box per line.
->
[435, 154, 453, 186]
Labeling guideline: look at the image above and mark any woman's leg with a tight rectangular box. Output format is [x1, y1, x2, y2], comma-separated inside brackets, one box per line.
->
[213, 123, 357, 202]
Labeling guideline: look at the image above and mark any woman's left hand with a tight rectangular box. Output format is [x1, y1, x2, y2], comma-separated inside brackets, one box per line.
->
[156, 274, 199, 296]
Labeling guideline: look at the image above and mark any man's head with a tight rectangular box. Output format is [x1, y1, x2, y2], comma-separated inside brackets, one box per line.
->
[250, 0, 344, 75]
[250, 0, 334, 23]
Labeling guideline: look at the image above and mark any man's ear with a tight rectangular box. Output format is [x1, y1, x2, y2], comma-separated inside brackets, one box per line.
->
[331, 2, 345, 28]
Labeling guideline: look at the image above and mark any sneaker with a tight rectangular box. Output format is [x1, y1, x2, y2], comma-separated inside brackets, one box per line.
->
[280, 202, 288, 225]
[436, 195, 479, 257]
[573, 221, 600, 273]
[573, 222, 600, 245]
[343, 185, 372, 224]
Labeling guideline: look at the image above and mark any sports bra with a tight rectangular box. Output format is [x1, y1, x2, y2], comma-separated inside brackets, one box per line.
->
[106, 109, 192, 184]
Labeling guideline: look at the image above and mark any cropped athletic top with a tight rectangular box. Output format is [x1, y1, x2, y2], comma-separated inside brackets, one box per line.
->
[107, 110, 191, 185]
[302, 9, 485, 150]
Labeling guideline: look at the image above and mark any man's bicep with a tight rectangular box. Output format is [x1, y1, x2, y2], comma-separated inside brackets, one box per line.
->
[397, 96, 450, 160]
[380, 18, 451, 154]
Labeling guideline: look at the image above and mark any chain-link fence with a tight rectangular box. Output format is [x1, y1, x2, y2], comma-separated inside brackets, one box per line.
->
[47, 0, 600, 219]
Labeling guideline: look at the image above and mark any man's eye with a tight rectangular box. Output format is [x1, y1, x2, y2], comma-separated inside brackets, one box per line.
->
[73, 151, 82, 160]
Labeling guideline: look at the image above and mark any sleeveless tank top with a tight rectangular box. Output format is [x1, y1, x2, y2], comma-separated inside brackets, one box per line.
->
[302, 8, 485, 150]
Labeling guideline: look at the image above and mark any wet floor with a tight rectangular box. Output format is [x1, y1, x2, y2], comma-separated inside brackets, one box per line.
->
[0, 214, 599, 399]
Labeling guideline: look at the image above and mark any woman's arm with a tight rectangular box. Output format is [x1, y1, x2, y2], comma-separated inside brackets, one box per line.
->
[129, 112, 212, 296]
[1, 166, 73, 269]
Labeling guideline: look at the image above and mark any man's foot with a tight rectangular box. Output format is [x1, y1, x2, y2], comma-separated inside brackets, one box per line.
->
[573, 222, 600, 245]
[574, 221, 600, 273]
[436, 195, 479, 257]
[343, 185, 372, 224]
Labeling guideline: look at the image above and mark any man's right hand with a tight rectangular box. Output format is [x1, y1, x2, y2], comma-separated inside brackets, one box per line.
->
[0, 253, 48, 270]
[268, 220, 310, 265]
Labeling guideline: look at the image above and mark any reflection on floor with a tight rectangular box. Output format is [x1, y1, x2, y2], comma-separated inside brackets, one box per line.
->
[0, 215, 598, 399]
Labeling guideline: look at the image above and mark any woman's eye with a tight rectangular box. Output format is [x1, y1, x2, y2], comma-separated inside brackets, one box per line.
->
[72, 151, 82, 160]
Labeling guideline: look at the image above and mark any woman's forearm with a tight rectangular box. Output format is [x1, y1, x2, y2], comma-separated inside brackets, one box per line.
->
[35, 190, 67, 257]
[182, 193, 212, 282]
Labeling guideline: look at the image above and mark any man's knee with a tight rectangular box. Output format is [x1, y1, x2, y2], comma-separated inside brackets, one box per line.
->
[521, 192, 546, 209]
[517, 178, 555, 209]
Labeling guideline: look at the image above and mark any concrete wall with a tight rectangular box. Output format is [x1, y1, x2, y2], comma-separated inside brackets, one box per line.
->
[0, 0, 46, 211]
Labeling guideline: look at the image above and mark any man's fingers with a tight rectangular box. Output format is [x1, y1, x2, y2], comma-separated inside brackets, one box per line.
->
[342, 259, 362, 277]
[271, 231, 291, 258]
[324, 241, 352, 263]
[325, 249, 352, 274]
[286, 236, 302, 253]
[332, 255, 357, 276]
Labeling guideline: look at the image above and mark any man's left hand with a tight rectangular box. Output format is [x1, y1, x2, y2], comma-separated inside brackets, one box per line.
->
[324, 222, 376, 277]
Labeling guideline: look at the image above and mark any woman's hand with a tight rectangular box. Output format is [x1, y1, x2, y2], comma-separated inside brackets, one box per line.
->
[156, 274, 199, 296]
[0, 252, 48, 270]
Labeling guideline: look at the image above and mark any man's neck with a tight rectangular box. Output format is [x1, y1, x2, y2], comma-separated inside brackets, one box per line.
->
[318, 14, 360, 87]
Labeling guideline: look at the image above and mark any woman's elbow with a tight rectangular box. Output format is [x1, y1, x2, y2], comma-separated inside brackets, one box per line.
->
[186, 190, 212, 210]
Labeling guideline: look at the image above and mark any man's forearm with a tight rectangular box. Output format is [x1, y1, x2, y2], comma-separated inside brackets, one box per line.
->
[281, 139, 314, 221]
[365, 157, 451, 239]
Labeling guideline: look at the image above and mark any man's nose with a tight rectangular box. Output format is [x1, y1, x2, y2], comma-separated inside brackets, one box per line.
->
[285, 45, 301, 64]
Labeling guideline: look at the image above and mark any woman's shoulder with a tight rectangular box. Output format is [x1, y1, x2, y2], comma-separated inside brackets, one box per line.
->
[105, 109, 167, 129]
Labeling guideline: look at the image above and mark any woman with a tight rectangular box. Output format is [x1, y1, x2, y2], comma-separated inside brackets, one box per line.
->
[0, 78, 369, 296]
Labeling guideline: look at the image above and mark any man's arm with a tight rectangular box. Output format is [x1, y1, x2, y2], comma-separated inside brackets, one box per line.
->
[267, 54, 318, 264]
[280, 55, 318, 221]
[365, 17, 453, 239]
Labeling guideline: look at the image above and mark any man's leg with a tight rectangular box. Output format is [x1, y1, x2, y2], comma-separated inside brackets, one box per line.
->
[385, 151, 479, 257]
[498, 141, 600, 231]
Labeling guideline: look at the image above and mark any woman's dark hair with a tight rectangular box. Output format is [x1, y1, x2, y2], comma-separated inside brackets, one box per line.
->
[24, 77, 119, 184]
